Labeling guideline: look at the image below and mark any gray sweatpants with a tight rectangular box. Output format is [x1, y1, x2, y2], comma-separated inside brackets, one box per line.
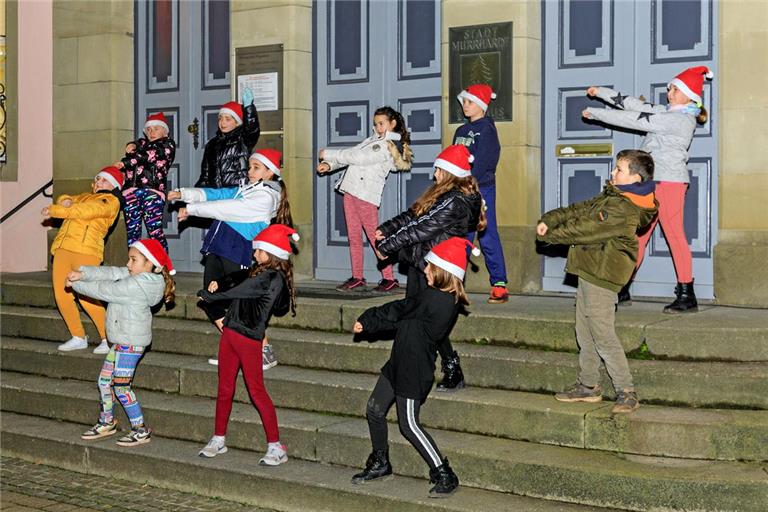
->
[575, 278, 634, 392]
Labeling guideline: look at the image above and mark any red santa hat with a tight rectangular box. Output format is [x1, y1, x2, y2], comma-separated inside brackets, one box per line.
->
[144, 112, 169, 134]
[457, 83, 497, 112]
[668, 66, 713, 105]
[424, 237, 480, 281]
[434, 144, 474, 178]
[96, 166, 124, 190]
[131, 239, 176, 275]
[252, 224, 299, 260]
[249, 149, 283, 177]
[219, 101, 243, 126]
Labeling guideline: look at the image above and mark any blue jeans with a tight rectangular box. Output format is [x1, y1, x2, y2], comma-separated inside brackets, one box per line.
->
[466, 184, 507, 286]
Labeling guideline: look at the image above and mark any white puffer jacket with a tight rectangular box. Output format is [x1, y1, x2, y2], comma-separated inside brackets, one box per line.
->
[323, 131, 413, 207]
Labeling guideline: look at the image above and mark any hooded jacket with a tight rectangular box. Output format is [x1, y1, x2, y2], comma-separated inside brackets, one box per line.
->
[71, 266, 165, 347]
[377, 189, 482, 268]
[452, 116, 501, 187]
[195, 103, 260, 188]
[538, 181, 658, 292]
[197, 268, 290, 342]
[49, 190, 121, 259]
[323, 131, 413, 207]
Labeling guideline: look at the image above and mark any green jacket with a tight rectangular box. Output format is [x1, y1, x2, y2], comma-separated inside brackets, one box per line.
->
[538, 182, 658, 292]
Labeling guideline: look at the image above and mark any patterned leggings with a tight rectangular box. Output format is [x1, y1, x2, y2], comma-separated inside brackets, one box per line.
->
[123, 188, 168, 251]
[98, 345, 146, 428]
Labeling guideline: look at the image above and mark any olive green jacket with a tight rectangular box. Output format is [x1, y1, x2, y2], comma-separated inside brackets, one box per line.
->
[538, 182, 658, 292]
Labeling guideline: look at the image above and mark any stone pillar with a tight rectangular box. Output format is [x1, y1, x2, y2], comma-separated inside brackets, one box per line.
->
[442, 0, 542, 294]
[231, 1, 313, 277]
[52, 0, 134, 266]
[713, 1, 768, 307]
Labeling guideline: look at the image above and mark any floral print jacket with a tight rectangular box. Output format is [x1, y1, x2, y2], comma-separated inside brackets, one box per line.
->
[120, 136, 177, 194]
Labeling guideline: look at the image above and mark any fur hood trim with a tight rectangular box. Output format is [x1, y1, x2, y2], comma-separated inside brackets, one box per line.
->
[387, 140, 413, 171]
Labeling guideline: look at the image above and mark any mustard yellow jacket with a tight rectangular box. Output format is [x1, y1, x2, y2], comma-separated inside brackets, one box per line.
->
[49, 191, 121, 259]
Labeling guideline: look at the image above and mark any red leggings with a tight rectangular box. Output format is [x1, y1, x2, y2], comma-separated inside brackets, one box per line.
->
[636, 181, 693, 283]
[343, 194, 394, 280]
[214, 327, 279, 442]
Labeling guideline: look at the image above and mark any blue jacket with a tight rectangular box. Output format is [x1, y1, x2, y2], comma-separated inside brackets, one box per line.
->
[452, 116, 501, 187]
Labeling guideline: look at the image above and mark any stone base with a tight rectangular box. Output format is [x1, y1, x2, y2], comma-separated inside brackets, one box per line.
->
[465, 225, 541, 294]
[714, 230, 768, 308]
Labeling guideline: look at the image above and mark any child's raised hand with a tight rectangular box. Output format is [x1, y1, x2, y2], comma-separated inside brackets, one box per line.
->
[167, 190, 182, 201]
[177, 207, 189, 222]
[242, 87, 254, 106]
[208, 281, 219, 292]
[125, 143, 137, 153]
[536, 222, 548, 236]
[316, 162, 330, 174]
[586, 86, 598, 97]
[353, 321, 364, 334]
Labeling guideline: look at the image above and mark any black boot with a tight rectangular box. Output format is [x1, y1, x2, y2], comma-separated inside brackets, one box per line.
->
[428, 458, 459, 498]
[617, 281, 632, 306]
[663, 281, 698, 314]
[351, 449, 393, 484]
[436, 351, 465, 392]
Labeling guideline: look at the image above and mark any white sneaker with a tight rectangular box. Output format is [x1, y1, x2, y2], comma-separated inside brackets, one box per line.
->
[93, 340, 110, 355]
[58, 336, 88, 352]
[262, 344, 278, 371]
[208, 359, 219, 366]
[259, 442, 288, 466]
[199, 436, 228, 458]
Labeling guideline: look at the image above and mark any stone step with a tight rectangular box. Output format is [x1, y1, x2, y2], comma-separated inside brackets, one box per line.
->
[2, 339, 767, 462]
[3, 304, 768, 409]
[3, 275, 767, 361]
[2, 412, 584, 512]
[3, 377, 767, 512]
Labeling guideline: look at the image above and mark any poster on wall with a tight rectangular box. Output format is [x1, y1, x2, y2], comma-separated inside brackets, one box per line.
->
[449, 22, 513, 123]
[237, 72, 279, 112]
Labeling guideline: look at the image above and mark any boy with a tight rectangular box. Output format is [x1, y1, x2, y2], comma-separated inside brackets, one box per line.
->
[537, 150, 658, 413]
[453, 84, 508, 304]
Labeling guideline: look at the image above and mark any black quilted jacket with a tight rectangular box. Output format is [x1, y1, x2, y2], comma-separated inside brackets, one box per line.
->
[377, 189, 482, 268]
[195, 103, 260, 188]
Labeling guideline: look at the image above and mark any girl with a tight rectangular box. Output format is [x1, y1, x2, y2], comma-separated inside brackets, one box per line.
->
[351, 237, 479, 497]
[195, 89, 260, 188]
[114, 112, 177, 251]
[317, 106, 413, 292]
[168, 149, 290, 369]
[375, 145, 485, 391]
[195, 224, 297, 466]
[583, 66, 713, 313]
[42, 166, 123, 355]
[70, 239, 176, 446]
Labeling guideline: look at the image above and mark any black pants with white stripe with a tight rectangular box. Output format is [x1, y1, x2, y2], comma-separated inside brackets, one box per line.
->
[366, 375, 444, 470]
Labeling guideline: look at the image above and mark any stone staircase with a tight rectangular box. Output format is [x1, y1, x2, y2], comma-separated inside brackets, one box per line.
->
[1, 272, 767, 511]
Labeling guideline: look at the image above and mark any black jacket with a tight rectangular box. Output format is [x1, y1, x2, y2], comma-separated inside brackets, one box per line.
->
[377, 189, 482, 267]
[358, 287, 459, 403]
[121, 136, 176, 193]
[197, 268, 289, 341]
[195, 103, 260, 188]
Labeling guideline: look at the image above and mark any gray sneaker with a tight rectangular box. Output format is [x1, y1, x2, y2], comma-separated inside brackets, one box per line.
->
[199, 436, 228, 458]
[555, 383, 603, 403]
[116, 427, 151, 447]
[263, 344, 278, 371]
[612, 389, 640, 414]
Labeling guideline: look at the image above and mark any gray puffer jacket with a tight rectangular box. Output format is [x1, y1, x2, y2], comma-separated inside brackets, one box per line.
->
[585, 87, 697, 183]
[72, 266, 165, 347]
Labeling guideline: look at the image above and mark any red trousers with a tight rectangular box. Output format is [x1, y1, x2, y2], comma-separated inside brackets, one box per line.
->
[214, 327, 279, 442]
[636, 181, 693, 283]
[343, 193, 394, 280]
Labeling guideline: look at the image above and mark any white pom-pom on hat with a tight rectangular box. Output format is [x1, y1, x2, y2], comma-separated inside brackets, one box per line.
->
[490, 92, 497, 99]
[468, 154, 475, 163]
[291, 233, 300, 242]
[471, 247, 481, 257]
[705, 69, 714, 79]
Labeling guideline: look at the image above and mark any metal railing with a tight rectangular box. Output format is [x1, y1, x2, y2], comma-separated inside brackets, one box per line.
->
[0, 179, 54, 224]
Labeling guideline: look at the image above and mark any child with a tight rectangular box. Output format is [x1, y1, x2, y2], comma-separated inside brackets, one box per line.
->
[583, 66, 712, 313]
[42, 166, 123, 355]
[453, 84, 508, 304]
[376, 144, 485, 391]
[168, 149, 290, 369]
[195, 224, 297, 466]
[114, 112, 176, 251]
[317, 106, 413, 292]
[537, 150, 658, 414]
[351, 237, 478, 497]
[70, 239, 176, 445]
[195, 88, 260, 188]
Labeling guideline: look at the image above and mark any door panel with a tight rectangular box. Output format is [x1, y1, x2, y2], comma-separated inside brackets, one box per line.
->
[314, 0, 442, 282]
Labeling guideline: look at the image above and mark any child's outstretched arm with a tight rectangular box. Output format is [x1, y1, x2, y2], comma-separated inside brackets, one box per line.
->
[198, 272, 272, 302]
[583, 105, 673, 134]
[539, 203, 638, 246]
[77, 265, 130, 282]
[377, 195, 461, 255]
[323, 144, 391, 167]
[71, 272, 152, 305]
[356, 297, 416, 337]
[46, 194, 119, 221]
[588, 86, 664, 113]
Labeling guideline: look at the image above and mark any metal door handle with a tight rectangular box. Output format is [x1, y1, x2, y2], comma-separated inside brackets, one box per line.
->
[187, 118, 199, 149]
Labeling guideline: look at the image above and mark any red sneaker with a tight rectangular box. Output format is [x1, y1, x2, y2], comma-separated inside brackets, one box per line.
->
[373, 279, 400, 292]
[336, 277, 367, 291]
[487, 285, 509, 304]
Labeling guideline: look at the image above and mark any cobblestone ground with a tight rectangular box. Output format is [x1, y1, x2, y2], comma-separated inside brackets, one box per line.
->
[1, 457, 273, 512]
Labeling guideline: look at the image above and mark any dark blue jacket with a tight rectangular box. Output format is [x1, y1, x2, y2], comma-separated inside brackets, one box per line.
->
[452, 116, 500, 187]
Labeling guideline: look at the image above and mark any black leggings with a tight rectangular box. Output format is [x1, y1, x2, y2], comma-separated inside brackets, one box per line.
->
[406, 265, 455, 361]
[202, 254, 243, 322]
[366, 375, 444, 470]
